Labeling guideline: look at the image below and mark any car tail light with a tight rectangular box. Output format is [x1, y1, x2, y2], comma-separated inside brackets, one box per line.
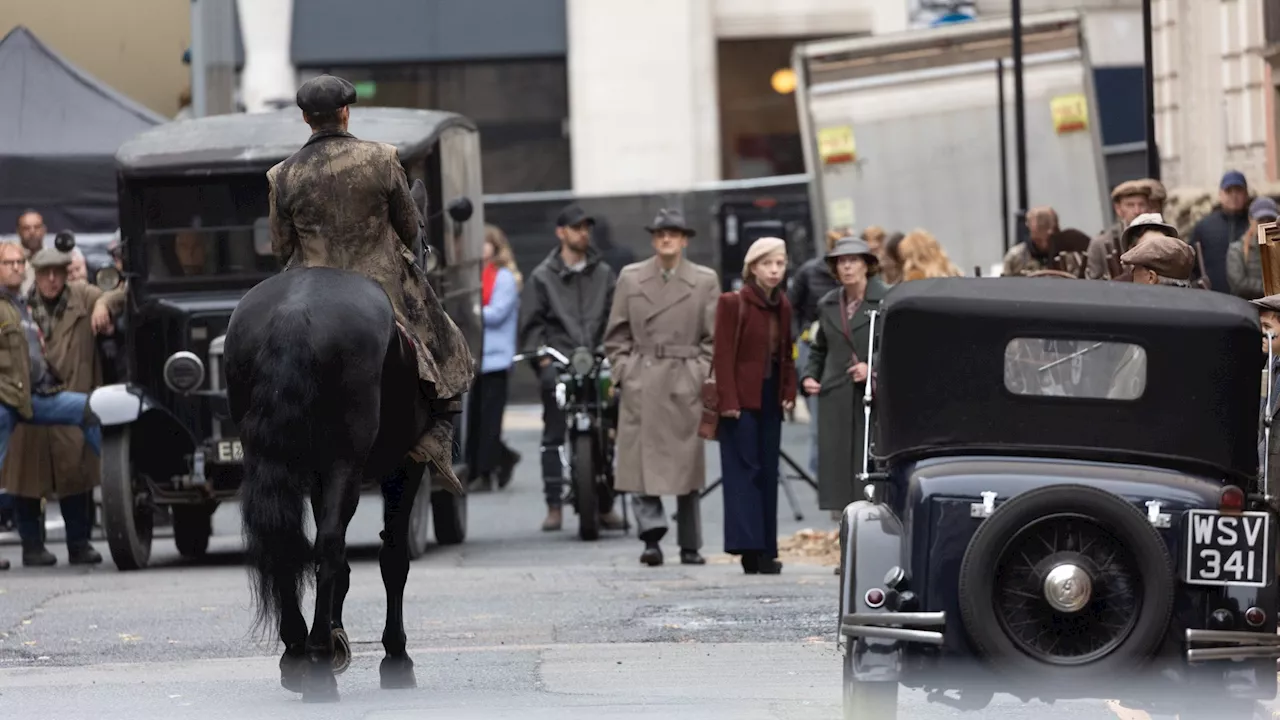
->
[864, 589, 885, 609]
[1245, 607, 1267, 627]
[1220, 485, 1245, 512]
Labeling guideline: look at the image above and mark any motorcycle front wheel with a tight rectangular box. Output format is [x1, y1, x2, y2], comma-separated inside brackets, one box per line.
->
[572, 434, 600, 541]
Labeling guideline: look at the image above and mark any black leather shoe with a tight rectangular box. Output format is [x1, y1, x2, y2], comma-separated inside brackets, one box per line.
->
[640, 544, 663, 567]
[679, 549, 705, 565]
[758, 557, 783, 575]
[68, 544, 103, 565]
[740, 552, 759, 574]
[22, 547, 56, 567]
[496, 450, 520, 489]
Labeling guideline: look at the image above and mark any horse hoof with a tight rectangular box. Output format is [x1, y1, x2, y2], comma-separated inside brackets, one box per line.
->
[279, 652, 306, 694]
[379, 656, 417, 690]
[301, 660, 340, 703]
[331, 628, 351, 675]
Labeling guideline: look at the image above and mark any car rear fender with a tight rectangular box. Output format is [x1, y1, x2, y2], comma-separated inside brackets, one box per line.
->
[839, 500, 910, 681]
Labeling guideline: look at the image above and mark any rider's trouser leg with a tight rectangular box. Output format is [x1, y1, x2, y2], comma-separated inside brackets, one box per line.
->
[539, 366, 566, 507]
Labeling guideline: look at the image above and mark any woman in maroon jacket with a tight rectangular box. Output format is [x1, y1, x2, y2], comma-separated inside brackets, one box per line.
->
[712, 237, 798, 574]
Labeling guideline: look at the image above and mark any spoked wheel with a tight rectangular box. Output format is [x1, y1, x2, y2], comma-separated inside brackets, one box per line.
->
[842, 647, 898, 719]
[958, 485, 1174, 677]
[99, 427, 154, 571]
[407, 481, 431, 559]
[173, 503, 216, 559]
[572, 434, 599, 541]
[431, 490, 467, 545]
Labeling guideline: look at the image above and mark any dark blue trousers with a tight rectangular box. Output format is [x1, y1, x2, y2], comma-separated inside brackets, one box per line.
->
[718, 373, 782, 559]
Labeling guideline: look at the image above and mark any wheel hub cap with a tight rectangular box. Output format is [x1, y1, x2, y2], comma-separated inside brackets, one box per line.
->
[1043, 563, 1092, 613]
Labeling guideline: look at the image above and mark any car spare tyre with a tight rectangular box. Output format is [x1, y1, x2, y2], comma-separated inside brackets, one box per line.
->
[957, 484, 1174, 677]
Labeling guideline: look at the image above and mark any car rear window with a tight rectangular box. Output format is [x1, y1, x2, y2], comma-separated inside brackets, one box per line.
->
[1004, 338, 1146, 400]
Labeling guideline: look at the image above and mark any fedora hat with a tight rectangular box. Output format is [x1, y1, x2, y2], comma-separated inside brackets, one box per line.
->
[645, 208, 696, 237]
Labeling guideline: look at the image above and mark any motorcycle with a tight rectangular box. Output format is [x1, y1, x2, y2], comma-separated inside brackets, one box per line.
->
[514, 345, 625, 541]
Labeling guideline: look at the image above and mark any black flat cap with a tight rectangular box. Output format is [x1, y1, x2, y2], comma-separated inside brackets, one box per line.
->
[296, 74, 357, 114]
[556, 204, 594, 228]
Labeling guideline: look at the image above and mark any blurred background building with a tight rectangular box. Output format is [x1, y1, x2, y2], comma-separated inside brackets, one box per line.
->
[3, 0, 1278, 194]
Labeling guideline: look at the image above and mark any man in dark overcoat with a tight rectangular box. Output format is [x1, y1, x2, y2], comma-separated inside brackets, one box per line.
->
[266, 74, 473, 487]
[2, 248, 117, 566]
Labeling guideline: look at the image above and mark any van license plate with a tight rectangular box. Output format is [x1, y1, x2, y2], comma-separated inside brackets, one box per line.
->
[1184, 510, 1272, 587]
[216, 440, 243, 463]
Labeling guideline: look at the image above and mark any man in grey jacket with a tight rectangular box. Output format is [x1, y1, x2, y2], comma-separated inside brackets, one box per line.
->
[519, 204, 625, 532]
[1226, 197, 1278, 300]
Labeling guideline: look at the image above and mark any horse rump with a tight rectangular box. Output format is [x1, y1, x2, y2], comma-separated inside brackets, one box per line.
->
[236, 302, 318, 636]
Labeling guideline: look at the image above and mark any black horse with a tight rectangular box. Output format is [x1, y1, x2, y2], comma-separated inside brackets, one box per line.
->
[225, 264, 438, 702]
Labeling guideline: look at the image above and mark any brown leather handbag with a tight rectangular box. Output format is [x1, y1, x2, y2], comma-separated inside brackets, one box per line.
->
[698, 293, 746, 440]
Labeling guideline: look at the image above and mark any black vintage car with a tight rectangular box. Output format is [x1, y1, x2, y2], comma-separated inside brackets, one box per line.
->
[839, 278, 1277, 718]
[89, 107, 485, 570]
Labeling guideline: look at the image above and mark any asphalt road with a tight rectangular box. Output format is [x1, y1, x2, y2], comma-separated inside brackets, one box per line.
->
[0, 406, 1271, 719]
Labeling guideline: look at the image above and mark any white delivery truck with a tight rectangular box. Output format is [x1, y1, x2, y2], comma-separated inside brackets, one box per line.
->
[792, 10, 1110, 273]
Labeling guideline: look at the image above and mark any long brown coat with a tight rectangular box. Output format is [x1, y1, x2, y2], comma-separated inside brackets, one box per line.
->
[268, 129, 474, 482]
[604, 257, 720, 497]
[1, 282, 104, 499]
[267, 129, 473, 401]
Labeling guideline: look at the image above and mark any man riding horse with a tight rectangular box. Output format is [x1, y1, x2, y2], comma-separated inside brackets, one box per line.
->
[266, 75, 474, 487]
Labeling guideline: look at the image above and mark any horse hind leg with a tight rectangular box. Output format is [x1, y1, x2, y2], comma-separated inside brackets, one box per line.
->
[278, 590, 309, 693]
[378, 459, 425, 690]
[301, 462, 362, 703]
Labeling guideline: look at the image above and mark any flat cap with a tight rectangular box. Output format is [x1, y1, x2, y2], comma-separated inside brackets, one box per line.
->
[1137, 178, 1167, 204]
[1252, 294, 1280, 314]
[1120, 234, 1194, 280]
[1111, 179, 1152, 202]
[296, 74, 357, 114]
[30, 248, 72, 270]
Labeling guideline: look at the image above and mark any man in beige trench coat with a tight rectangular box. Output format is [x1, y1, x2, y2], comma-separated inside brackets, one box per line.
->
[605, 209, 720, 567]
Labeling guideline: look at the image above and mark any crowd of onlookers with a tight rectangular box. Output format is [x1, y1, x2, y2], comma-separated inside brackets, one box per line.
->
[0, 210, 125, 571]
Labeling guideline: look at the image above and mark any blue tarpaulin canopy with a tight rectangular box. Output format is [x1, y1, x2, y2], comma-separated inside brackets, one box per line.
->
[0, 26, 166, 234]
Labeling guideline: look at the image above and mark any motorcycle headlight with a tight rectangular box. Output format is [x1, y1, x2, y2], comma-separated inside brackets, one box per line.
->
[571, 347, 595, 376]
[163, 351, 205, 394]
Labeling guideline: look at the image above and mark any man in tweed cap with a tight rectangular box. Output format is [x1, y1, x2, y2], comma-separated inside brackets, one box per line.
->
[1119, 233, 1195, 287]
[1086, 180, 1153, 279]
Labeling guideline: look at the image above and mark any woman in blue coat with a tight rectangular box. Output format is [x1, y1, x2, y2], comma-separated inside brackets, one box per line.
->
[470, 225, 522, 488]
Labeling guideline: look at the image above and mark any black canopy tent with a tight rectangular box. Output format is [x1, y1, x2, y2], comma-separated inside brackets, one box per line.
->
[0, 26, 166, 235]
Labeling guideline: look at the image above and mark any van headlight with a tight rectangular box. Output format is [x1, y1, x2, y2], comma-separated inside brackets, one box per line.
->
[163, 351, 205, 394]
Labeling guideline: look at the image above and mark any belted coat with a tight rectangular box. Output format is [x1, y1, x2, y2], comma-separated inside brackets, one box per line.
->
[604, 257, 720, 497]
[1, 282, 105, 499]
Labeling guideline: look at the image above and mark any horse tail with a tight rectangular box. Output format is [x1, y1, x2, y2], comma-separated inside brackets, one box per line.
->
[239, 303, 317, 636]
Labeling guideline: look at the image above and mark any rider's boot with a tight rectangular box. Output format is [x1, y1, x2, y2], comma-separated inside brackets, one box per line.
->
[542, 505, 563, 532]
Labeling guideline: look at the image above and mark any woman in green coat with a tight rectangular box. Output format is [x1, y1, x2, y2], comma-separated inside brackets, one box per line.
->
[802, 237, 888, 511]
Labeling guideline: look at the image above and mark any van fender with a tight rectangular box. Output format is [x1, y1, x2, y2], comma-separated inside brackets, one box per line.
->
[838, 500, 908, 681]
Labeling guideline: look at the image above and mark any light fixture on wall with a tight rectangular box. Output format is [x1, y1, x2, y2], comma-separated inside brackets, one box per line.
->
[771, 68, 797, 95]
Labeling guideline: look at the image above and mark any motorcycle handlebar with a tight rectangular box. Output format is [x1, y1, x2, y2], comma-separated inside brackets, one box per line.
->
[512, 345, 571, 367]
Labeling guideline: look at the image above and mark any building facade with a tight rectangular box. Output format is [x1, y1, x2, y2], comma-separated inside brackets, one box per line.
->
[1152, 0, 1277, 191]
